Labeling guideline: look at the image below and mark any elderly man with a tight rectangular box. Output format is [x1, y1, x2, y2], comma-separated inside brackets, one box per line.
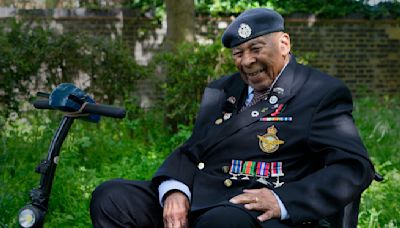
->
[90, 8, 374, 228]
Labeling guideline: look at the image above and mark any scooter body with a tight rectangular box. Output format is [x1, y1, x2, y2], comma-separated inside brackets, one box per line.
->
[18, 84, 125, 228]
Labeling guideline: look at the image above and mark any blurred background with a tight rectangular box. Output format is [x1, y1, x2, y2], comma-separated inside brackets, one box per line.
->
[0, 0, 399, 227]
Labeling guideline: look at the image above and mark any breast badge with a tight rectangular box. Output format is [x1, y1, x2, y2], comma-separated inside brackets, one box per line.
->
[257, 125, 284, 153]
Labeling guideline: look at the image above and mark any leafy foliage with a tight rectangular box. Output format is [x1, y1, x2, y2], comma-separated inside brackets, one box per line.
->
[197, 0, 400, 18]
[0, 20, 146, 118]
[151, 41, 236, 130]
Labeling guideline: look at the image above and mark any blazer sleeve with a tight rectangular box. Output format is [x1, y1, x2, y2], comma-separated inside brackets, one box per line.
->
[274, 81, 375, 223]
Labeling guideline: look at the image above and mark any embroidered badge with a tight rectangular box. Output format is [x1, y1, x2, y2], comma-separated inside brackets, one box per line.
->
[238, 23, 252, 38]
[257, 125, 284, 153]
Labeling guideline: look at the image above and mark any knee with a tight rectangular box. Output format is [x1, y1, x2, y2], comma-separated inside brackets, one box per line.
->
[192, 206, 257, 228]
[90, 178, 126, 211]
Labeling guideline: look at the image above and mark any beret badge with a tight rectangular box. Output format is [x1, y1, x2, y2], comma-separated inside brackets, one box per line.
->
[238, 23, 252, 39]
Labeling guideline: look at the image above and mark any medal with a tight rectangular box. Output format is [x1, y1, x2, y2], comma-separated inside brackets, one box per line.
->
[241, 161, 256, 180]
[229, 159, 243, 180]
[271, 161, 285, 188]
[257, 125, 284, 153]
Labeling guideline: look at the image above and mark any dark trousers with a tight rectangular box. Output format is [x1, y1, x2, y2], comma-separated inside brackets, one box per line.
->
[90, 179, 306, 228]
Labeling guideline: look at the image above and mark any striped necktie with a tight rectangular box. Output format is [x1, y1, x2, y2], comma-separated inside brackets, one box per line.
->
[240, 90, 269, 112]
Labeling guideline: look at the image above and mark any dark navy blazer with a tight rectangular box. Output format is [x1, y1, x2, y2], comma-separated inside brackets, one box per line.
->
[153, 56, 374, 227]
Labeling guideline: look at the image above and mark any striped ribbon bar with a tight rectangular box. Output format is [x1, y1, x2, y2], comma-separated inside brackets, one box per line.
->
[259, 117, 292, 122]
[242, 161, 256, 176]
[230, 159, 243, 174]
[256, 162, 270, 177]
[271, 162, 284, 177]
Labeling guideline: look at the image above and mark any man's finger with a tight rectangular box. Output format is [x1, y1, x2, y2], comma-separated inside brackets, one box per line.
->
[257, 211, 274, 222]
[243, 188, 261, 194]
[230, 193, 256, 204]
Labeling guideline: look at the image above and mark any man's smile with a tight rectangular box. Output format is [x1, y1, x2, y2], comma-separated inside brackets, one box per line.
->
[244, 68, 265, 77]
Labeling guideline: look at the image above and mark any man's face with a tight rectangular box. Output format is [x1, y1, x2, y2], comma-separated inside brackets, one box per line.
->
[232, 32, 291, 91]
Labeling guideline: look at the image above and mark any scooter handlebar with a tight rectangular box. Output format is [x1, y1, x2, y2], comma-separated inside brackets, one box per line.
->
[32, 99, 126, 119]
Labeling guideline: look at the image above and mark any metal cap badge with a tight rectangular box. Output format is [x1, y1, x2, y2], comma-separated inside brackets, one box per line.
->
[238, 23, 252, 38]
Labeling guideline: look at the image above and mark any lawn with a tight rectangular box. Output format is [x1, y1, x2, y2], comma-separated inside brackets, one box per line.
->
[0, 96, 399, 227]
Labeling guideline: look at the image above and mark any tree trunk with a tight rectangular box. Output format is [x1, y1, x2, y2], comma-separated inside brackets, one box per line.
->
[165, 0, 195, 51]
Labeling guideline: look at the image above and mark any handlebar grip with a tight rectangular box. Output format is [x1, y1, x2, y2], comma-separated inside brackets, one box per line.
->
[83, 103, 126, 118]
[33, 100, 54, 110]
[32, 99, 126, 119]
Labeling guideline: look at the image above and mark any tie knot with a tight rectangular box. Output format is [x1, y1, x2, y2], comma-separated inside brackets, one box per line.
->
[239, 89, 269, 112]
[253, 90, 268, 99]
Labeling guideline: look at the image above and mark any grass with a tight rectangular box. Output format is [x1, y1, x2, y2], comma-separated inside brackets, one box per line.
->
[354, 96, 400, 227]
[0, 97, 399, 227]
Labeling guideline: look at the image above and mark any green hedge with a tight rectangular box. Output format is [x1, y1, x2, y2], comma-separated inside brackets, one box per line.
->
[0, 20, 146, 118]
[151, 41, 235, 129]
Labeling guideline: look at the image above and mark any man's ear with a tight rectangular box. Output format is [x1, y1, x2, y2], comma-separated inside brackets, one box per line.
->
[279, 33, 291, 56]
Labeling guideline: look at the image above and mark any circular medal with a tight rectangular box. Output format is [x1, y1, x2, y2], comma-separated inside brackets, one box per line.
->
[269, 95, 278, 105]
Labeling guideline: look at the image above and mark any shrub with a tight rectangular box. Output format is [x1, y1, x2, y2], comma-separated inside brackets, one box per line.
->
[0, 19, 146, 119]
[152, 41, 236, 130]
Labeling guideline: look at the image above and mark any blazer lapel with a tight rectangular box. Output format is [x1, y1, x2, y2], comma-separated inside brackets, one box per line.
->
[188, 56, 310, 161]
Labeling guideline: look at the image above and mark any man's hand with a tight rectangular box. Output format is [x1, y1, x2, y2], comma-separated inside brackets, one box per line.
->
[163, 191, 190, 228]
[229, 188, 281, 222]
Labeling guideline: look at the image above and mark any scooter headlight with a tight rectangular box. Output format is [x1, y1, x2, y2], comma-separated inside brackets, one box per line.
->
[18, 208, 36, 228]
[18, 205, 44, 228]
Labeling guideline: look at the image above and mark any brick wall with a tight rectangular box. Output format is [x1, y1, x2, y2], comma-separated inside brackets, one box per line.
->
[1, 8, 399, 106]
[285, 18, 400, 96]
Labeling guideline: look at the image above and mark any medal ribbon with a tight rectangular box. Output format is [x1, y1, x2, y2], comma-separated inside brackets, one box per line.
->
[230, 159, 243, 174]
[242, 161, 256, 176]
[271, 162, 284, 177]
[256, 162, 270, 177]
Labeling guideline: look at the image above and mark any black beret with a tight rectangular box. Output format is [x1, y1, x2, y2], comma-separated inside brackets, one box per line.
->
[221, 8, 284, 48]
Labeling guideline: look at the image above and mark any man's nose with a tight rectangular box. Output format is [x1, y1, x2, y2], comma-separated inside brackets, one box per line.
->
[241, 52, 256, 68]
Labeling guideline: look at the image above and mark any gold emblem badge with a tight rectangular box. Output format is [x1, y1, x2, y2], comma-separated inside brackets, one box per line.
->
[257, 125, 284, 153]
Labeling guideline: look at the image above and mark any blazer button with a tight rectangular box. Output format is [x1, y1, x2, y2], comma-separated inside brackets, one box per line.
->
[197, 162, 205, 170]
[224, 179, 232, 187]
[222, 166, 230, 173]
